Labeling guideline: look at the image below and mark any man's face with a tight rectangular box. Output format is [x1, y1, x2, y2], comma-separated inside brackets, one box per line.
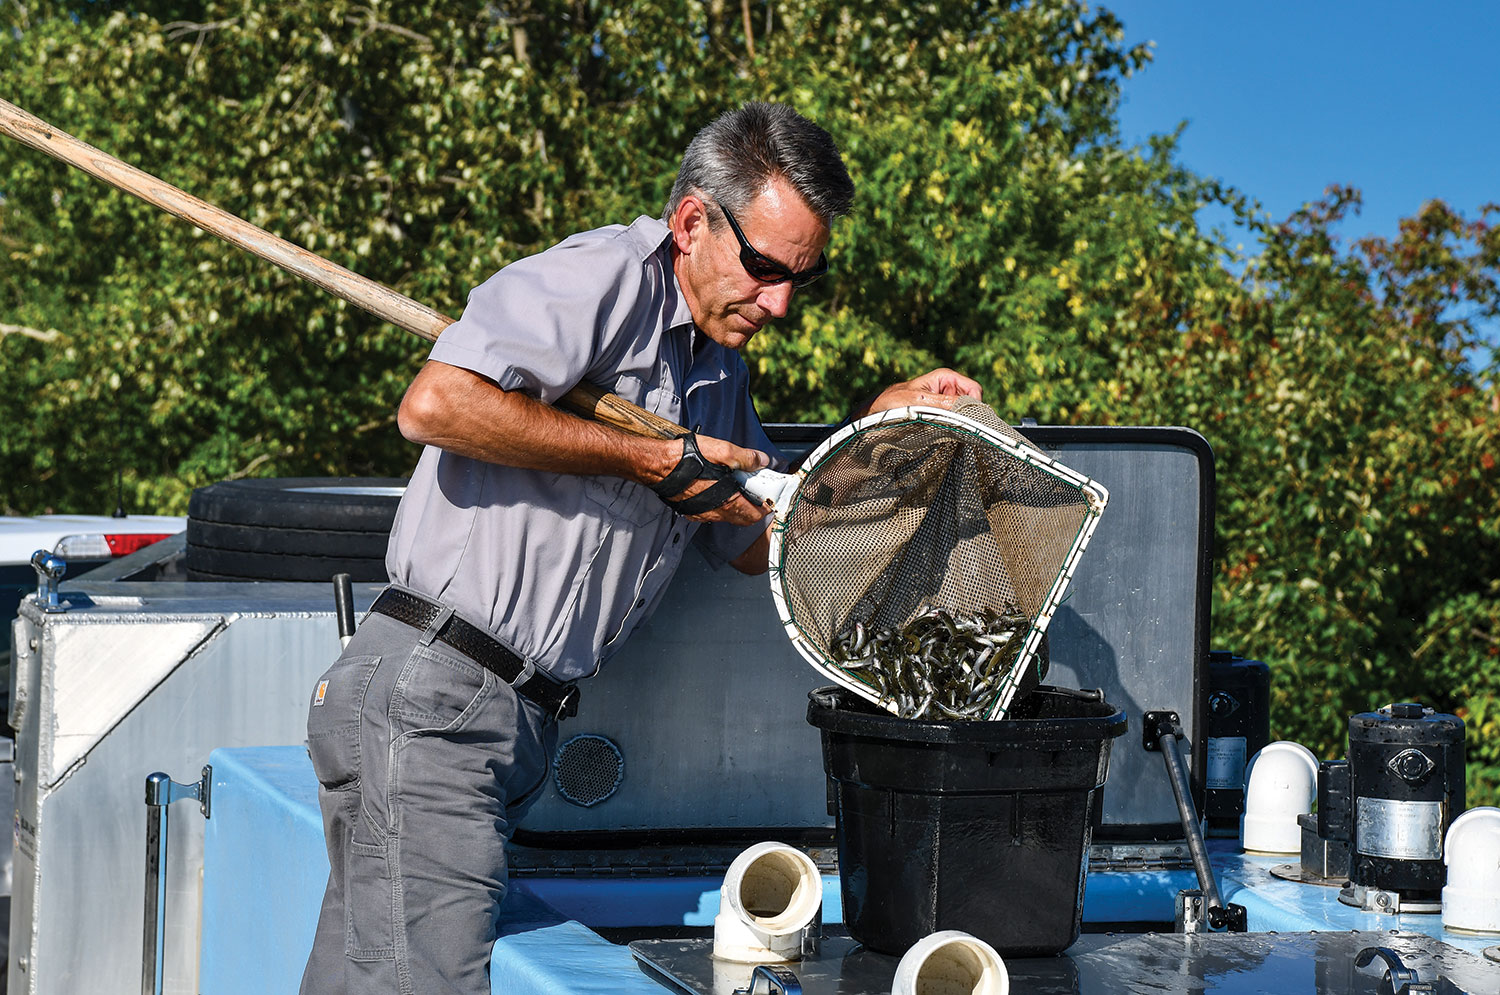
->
[670, 176, 831, 350]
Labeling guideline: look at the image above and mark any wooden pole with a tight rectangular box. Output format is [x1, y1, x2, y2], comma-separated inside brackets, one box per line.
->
[0, 98, 683, 440]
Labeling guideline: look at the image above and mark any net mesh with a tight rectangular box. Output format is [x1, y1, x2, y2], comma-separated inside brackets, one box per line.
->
[775, 399, 1101, 718]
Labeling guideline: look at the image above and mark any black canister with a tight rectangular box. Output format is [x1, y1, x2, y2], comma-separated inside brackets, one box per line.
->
[1205, 652, 1271, 834]
[1348, 702, 1465, 900]
[808, 685, 1127, 956]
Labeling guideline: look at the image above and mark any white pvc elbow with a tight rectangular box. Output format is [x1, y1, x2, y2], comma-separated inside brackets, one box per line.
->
[1442, 807, 1500, 934]
[891, 930, 1009, 995]
[712, 842, 823, 963]
[1241, 741, 1318, 855]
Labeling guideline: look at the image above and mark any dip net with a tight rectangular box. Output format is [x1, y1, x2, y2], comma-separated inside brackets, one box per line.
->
[768, 399, 1107, 720]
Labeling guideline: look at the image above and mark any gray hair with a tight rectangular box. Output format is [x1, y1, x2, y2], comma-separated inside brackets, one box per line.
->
[663, 103, 854, 226]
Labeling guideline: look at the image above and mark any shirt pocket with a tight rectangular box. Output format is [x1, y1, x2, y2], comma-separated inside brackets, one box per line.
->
[582, 379, 683, 527]
[582, 475, 663, 528]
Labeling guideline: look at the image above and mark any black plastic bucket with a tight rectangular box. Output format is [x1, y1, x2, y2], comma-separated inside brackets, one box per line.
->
[807, 685, 1127, 956]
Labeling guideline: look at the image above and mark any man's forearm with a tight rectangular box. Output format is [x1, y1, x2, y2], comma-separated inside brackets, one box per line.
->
[398, 360, 678, 485]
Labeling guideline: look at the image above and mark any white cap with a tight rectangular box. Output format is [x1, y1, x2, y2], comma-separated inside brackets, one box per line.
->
[1442, 807, 1500, 934]
[1241, 741, 1318, 855]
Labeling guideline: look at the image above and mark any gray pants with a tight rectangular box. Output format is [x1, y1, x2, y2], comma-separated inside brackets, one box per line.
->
[300, 608, 558, 995]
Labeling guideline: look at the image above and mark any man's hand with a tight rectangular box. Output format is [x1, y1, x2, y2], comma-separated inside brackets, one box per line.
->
[862, 367, 983, 416]
[646, 433, 771, 526]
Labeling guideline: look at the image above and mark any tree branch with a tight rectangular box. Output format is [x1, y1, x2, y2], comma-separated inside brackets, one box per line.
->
[345, 9, 433, 48]
[163, 18, 240, 70]
[227, 452, 273, 480]
[0, 322, 62, 342]
[740, 0, 756, 59]
[162, 19, 239, 41]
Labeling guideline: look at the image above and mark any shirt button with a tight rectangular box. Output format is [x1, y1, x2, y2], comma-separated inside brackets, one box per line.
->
[636, 599, 645, 608]
[673, 533, 682, 544]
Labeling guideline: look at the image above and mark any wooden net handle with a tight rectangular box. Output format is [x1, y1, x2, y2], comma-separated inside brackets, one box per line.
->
[0, 98, 683, 441]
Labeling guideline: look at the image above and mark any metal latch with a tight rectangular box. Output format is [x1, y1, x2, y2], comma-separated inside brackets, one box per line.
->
[30, 550, 67, 613]
[733, 964, 803, 995]
[1353, 946, 1464, 994]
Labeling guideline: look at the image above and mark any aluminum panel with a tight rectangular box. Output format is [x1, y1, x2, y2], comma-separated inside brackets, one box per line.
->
[11, 591, 344, 995]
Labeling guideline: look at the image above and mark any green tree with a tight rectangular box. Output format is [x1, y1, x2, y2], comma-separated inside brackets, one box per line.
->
[2, 0, 1496, 798]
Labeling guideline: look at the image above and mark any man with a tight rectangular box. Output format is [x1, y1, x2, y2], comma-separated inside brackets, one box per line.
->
[301, 102, 980, 994]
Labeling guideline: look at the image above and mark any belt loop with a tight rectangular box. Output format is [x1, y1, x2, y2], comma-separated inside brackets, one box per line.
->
[419, 604, 455, 646]
[510, 660, 537, 687]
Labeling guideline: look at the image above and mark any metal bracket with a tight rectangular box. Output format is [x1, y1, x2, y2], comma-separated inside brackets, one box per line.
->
[145, 765, 212, 819]
[733, 964, 803, 995]
[30, 550, 67, 613]
[1175, 889, 1208, 933]
[1143, 709, 1180, 752]
[1339, 882, 1443, 916]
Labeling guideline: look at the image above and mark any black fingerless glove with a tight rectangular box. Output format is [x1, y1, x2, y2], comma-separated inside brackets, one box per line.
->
[647, 432, 744, 516]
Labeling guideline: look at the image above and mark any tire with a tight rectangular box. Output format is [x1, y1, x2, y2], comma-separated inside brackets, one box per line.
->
[185, 477, 406, 583]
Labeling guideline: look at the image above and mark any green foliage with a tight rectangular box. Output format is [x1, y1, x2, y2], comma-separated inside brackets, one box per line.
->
[2, 1, 1496, 798]
[1150, 192, 1500, 797]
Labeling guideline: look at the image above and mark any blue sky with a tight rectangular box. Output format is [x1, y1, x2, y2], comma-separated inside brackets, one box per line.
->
[1105, 0, 1499, 252]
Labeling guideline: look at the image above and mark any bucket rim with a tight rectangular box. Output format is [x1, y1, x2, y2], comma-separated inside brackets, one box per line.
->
[806, 685, 1127, 745]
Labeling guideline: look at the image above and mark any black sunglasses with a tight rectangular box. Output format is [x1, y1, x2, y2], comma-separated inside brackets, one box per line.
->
[718, 203, 829, 289]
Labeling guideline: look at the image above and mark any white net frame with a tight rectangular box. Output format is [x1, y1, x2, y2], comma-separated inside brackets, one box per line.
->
[766, 405, 1108, 720]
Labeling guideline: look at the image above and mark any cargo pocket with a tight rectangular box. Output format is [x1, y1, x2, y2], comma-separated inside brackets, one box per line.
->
[306, 655, 381, 791]
[345, 838, 396, 960]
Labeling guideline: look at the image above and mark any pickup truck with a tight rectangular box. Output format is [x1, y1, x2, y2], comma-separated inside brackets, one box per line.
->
[5, 431, 1496, 995]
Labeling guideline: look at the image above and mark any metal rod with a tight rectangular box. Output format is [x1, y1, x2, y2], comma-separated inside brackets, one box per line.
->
[1155, 724, 1229, 916]
[141, 769, 210, 994]
[141, 780, 168, 995]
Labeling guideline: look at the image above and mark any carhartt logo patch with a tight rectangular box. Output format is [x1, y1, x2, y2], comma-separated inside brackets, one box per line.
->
[314, 680, 330, 706]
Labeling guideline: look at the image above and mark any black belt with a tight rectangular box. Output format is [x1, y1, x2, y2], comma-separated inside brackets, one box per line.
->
[370, 588, 579, 720]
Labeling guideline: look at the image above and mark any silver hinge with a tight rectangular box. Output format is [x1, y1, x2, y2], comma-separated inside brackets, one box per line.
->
[1089, 842, 1194, 872]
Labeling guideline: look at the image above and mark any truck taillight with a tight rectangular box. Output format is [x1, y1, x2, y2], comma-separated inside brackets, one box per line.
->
[53, 533, 174, 558]
[106, 533, 173, 556]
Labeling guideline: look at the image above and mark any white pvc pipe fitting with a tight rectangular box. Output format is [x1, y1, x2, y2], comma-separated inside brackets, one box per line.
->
[891, 930, 1010, 995]
[712, 842, 823, 962]
[1442, 806, 1500, 934]
[1241, 741, 1318, 855]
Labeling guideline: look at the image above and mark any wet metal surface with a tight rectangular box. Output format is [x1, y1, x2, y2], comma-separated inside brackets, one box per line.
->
[632, 930, 1500, 994]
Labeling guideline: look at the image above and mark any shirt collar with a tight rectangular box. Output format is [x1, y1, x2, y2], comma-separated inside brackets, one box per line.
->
[643, 218, 728, 395]
[666, 265, 697, 336]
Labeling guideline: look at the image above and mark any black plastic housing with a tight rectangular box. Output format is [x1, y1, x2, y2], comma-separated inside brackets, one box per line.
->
[1204, 652, 1271, 833]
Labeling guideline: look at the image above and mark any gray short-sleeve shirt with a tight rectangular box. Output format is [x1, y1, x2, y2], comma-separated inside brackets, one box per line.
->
[386, 216, 778, 682]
